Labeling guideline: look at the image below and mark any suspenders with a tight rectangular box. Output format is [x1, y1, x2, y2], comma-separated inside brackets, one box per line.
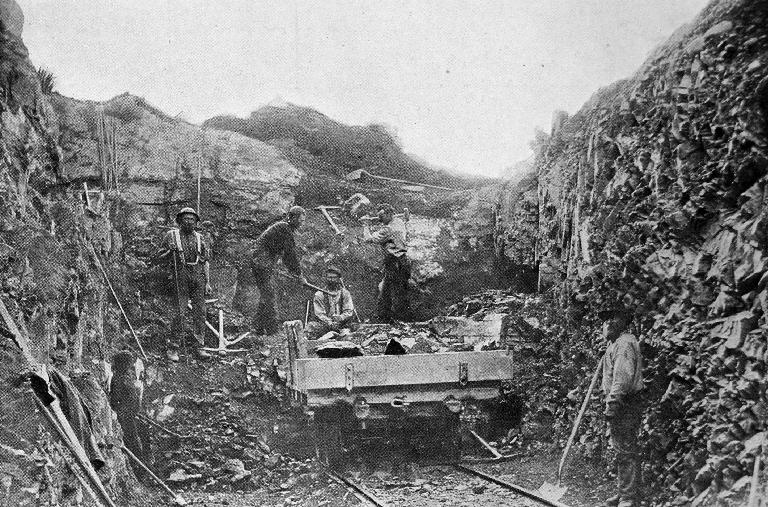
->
[172, 229, 202, 265]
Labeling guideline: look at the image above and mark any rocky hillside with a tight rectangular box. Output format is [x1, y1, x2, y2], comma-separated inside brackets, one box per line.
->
[497, 0, 768, 504]
[0, 2, 156, 504]
[204, 101, 477, 189]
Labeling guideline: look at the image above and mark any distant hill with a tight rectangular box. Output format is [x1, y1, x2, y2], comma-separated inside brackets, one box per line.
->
[204, 102, 485, 189]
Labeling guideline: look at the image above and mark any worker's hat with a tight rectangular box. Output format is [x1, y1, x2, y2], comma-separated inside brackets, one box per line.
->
[288, 205, 306, 218]
[176, 207, 200, 223]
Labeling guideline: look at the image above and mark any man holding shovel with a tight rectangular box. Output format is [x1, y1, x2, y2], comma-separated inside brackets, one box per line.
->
[600, 307, 644, 507]
[158, 207, 212, 361]
[251, 206, 308, 335]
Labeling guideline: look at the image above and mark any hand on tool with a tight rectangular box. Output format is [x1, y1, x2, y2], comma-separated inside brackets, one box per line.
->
[205, 283, 213, 296]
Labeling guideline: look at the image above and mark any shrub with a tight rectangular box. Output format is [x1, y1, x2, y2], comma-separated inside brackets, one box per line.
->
[36, 67, 55, 94]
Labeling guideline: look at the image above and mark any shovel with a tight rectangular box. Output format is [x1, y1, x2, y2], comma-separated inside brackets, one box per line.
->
[538, 358, 603, 502]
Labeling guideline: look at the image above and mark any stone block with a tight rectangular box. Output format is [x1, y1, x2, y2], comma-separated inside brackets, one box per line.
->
[709, 311, 758, 350]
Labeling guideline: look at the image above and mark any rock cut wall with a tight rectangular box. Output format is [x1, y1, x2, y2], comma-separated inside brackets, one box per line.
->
[499, 0, 768, 504]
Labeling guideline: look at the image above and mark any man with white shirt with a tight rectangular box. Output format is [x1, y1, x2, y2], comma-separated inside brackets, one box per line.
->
[362, 203, 410, 323]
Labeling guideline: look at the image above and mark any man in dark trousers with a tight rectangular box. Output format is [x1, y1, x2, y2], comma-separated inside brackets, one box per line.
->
[251, 205, 307, 335]
[158, 207, 212, 361]
[363, 203, 410, 322]
[600, 307, 644, 507]
[305, 265, 356, 338]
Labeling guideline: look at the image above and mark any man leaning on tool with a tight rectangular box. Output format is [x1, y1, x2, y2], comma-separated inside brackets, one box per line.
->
[158, 207, 212, 361]
[600, 306, 644, 507]
[362, 203, 410, 322]
[251, 205, 308, 335]
[306, 265, 355, 339]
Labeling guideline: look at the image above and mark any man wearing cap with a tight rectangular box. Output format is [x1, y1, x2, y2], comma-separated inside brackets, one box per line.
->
[251, 206, 308, 335]
[600, 308, 644, 507]
[306, 266, 356, 339]
[362, 203, 410, 322]
[158, 207, 212, 361]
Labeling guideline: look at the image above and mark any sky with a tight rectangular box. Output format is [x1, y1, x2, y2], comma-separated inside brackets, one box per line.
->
[20, 0, 710, 177]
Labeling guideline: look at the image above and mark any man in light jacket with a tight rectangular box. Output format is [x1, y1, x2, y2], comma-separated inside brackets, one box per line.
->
[600, 307, 644, 507]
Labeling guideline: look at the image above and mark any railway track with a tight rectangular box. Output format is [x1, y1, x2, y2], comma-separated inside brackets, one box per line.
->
[454, 464, 571, 507]
[323, 462, 573, 507]
[322, 467, 390, 507]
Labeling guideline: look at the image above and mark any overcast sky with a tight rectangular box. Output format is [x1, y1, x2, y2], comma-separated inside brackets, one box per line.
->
[20, 0, 709, 177]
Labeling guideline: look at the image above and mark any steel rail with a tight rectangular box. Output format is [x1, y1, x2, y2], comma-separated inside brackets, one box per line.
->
[323, 468, 388, 507]
[454, 464, 572, 507]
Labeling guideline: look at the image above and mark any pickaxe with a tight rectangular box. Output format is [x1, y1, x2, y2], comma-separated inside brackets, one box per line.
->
[358, 207, 410, 223]
[314, 205, 343, 235]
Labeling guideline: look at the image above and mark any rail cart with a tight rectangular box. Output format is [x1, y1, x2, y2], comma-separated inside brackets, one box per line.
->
[283, 321, 515, 467]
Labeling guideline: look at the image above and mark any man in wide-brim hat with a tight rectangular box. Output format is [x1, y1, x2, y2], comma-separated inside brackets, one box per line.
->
[158, 207, 213, 361]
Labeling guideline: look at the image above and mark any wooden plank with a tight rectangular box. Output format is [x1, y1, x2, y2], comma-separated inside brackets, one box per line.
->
[296, 350, 513, 391]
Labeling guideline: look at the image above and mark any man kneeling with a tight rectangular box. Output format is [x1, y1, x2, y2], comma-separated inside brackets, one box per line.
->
[305, 266, 355, 339]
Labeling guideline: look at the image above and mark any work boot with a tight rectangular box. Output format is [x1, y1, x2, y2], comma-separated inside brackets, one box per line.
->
[604, 494, 621, 507]
[196, 348, 212, 360]
[166, 348, 180, 362]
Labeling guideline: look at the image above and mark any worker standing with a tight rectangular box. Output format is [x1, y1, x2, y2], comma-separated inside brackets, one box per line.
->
[158, 207, 212, 361]
[362, 203, 410, 323]
[110, 351, 145, 462]
[600, 307, 644, 507]
[251, 206, 308, 335]
[306, 265, 356, 338]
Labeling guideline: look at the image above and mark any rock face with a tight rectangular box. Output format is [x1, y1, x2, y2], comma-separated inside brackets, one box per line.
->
[0, 5, 151, 506]
[52, 93, 301, 228]
[497, 0, 768, 504]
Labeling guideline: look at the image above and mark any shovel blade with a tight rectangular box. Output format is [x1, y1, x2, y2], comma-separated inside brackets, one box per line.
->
[538, 481, 568, 501]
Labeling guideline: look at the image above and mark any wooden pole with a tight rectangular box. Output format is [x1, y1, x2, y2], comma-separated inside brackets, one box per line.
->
[196, 156, 202, 216]
[34, 397, 116, 507]
[83, 182, 92, 208]
[89, 245, 147, 360]
[218, 309, 224, 350]
[121, 445, 187, 505]
[748, 435, 765, 507]
[557, 357, 603, 484]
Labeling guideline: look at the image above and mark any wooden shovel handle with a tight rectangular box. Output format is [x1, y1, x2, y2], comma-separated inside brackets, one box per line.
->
[557, 357, 603, 484]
